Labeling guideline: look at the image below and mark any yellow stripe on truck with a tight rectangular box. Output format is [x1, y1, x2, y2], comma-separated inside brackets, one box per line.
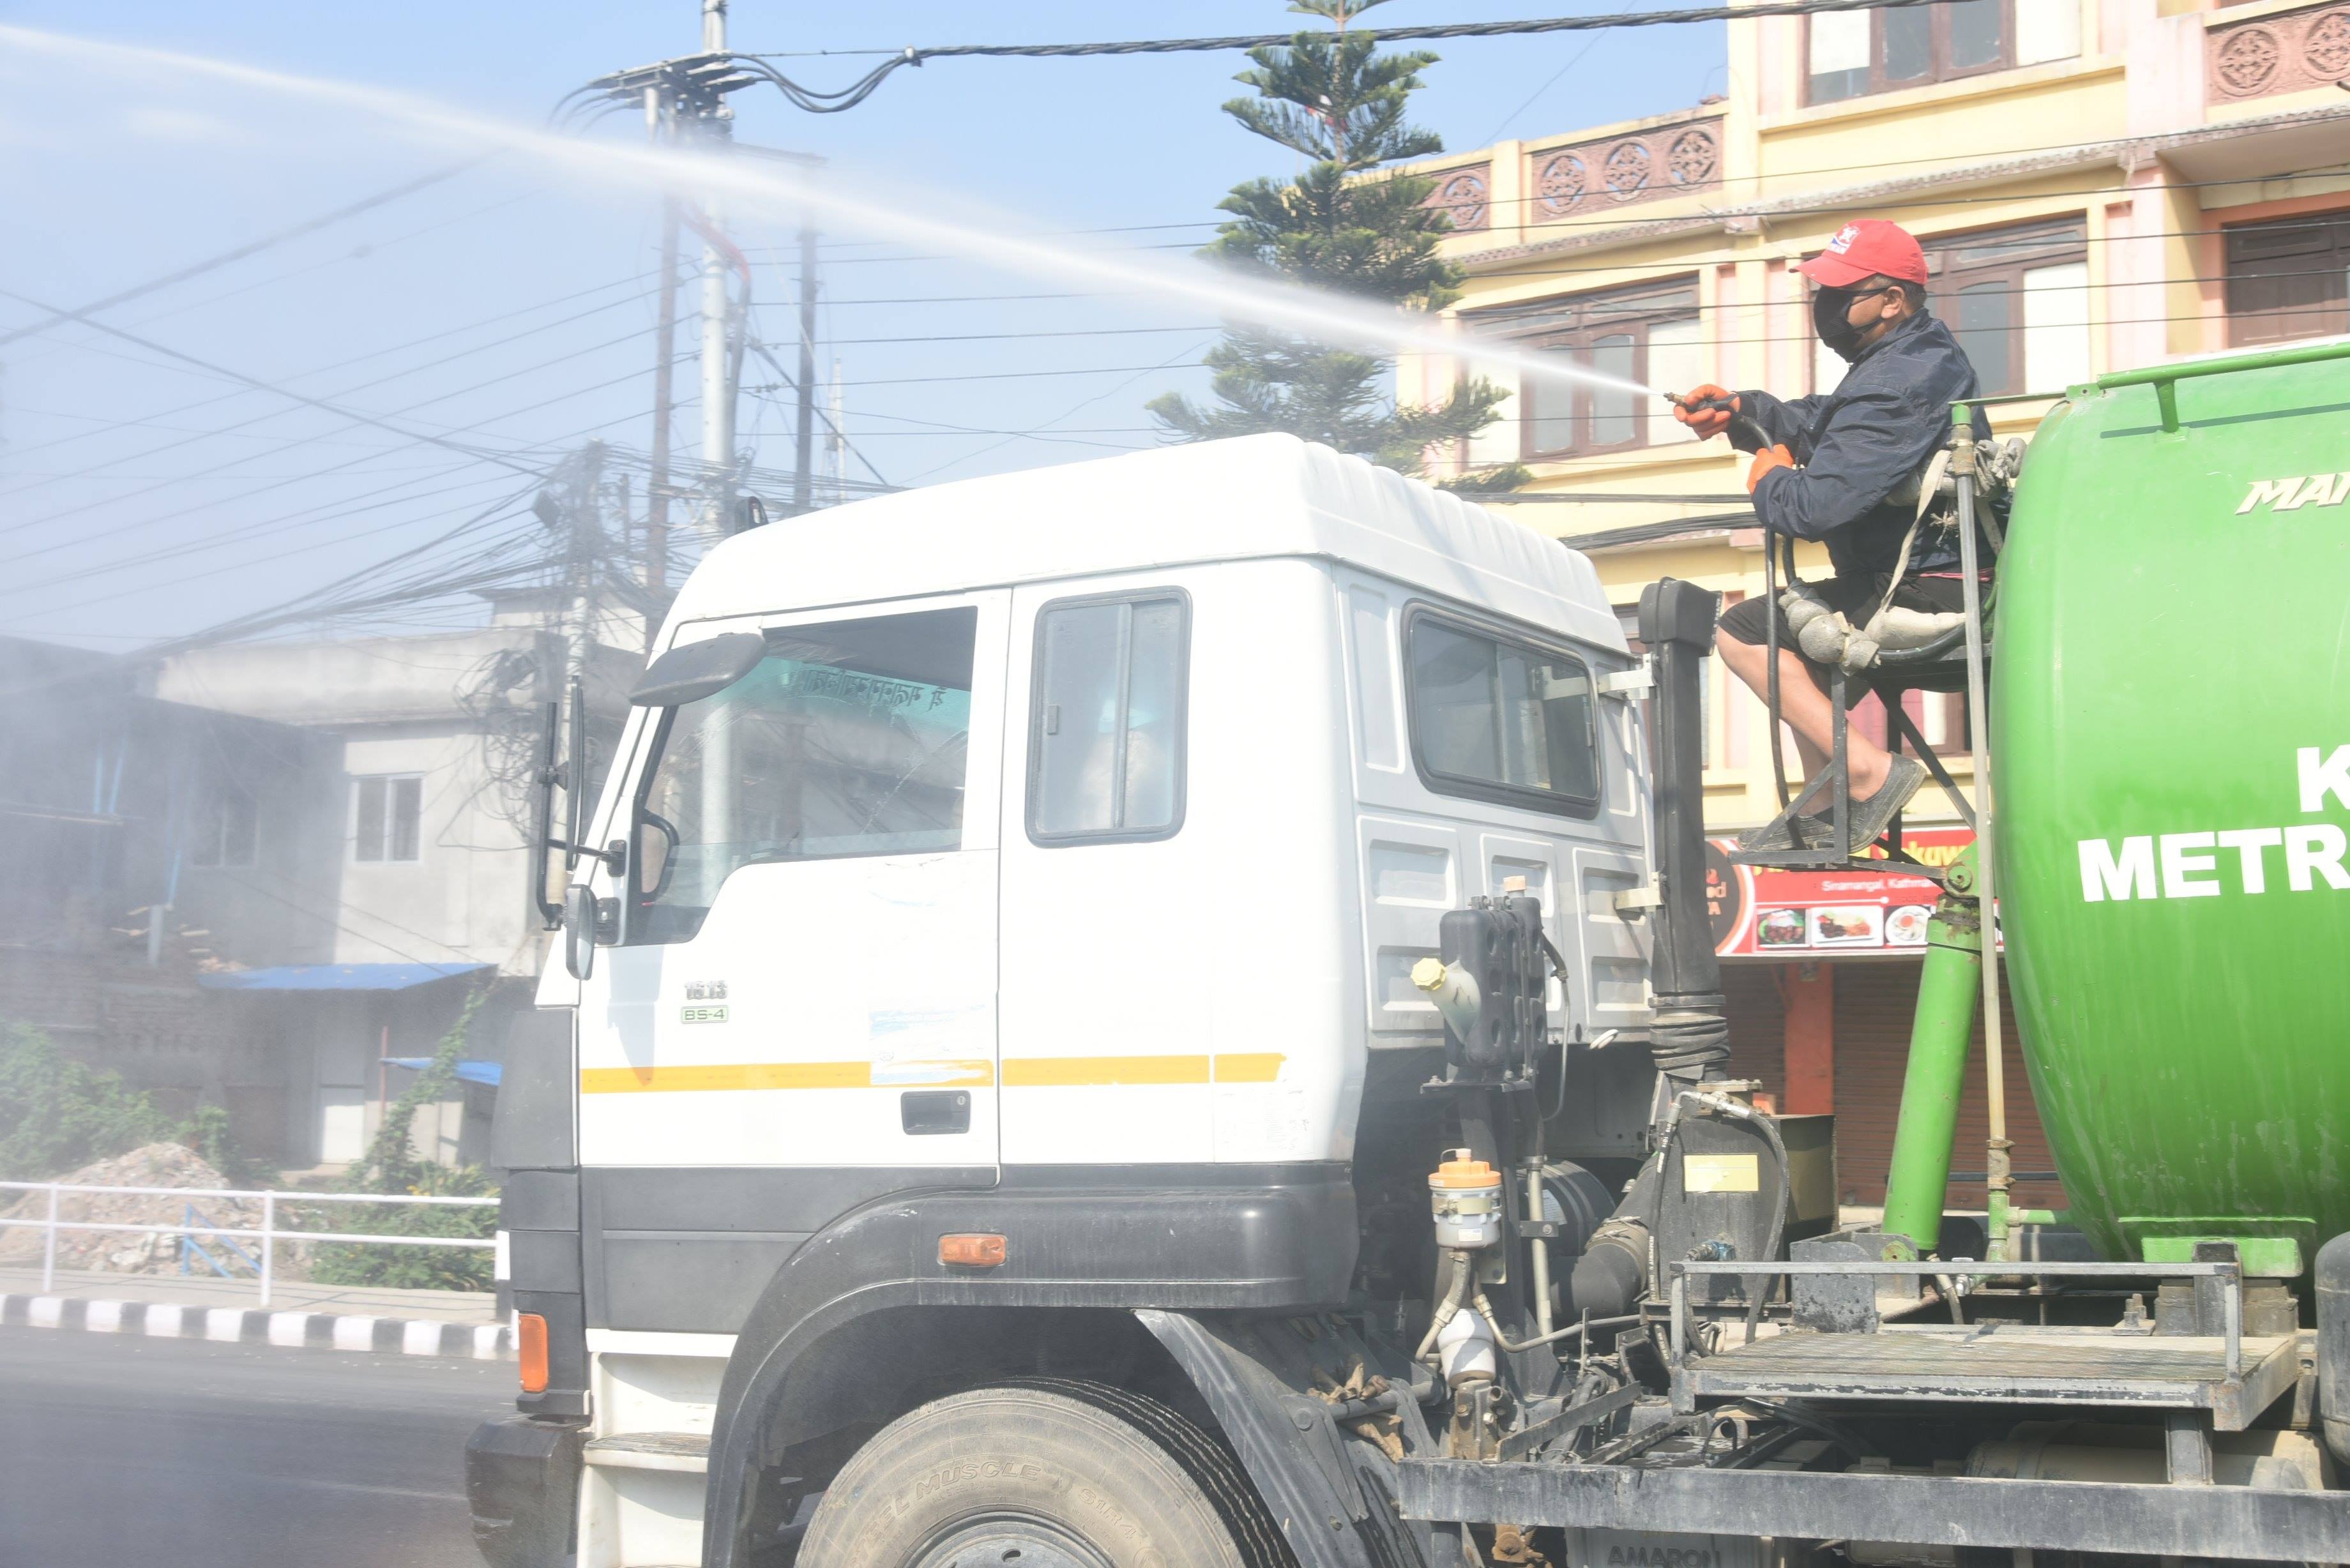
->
[579, 1053, 1284, 1093]
[579, 1059, 991, 1094]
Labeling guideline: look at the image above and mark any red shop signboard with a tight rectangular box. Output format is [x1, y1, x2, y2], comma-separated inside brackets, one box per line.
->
[1706, 826, 1980, 958]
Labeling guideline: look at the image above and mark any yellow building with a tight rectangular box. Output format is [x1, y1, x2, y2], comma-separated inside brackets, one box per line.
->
[1402, 0, 2350, 836]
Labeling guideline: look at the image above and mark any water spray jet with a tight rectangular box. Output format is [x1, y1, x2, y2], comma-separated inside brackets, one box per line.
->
[0, 24, 1669, 447]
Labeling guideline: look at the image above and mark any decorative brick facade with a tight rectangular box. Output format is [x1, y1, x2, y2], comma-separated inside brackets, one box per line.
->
[1529, 116, 1723, 221]
[1423, 163, 1491, 232]
[2209, 4, 2350, 101]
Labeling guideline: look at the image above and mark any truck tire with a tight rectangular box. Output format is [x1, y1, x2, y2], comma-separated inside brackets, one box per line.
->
[796, 1378, 1290, 1568]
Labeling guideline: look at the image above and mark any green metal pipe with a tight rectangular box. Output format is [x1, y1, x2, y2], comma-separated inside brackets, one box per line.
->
[1878, 846, 1985, 1256]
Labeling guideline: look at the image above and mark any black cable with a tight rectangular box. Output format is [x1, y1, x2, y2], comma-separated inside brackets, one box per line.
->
[0, 158, 486, 352]
[0, 285, 540, 478]
[0, 329, 681, 559]
[583, 3, 1944, 118]
[1, 298, 667, 532]
[4, 357, 692, 603]
[0, 269, 660, 471]
[733, 1, 1938, 71]
[722, 160, 2350, 270]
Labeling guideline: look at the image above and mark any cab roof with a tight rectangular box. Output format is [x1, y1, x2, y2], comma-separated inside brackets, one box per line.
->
[665, 433, 1625, 654]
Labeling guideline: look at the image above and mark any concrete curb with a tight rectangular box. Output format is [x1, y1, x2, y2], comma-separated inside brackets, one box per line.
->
[0, 1292, 512, 1360]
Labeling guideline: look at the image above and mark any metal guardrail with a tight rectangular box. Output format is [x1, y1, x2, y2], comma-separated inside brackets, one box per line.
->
[1667, 1256, 2248, 1378]
[0, 1179, 497, 1307]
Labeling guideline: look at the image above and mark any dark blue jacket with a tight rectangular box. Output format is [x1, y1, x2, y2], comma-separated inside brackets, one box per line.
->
[1736, 311, 1990, 579]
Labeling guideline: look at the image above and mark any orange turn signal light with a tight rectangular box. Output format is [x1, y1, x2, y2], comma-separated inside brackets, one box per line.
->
[517, 1312, 549, 1393]
[939, 1232, 1007, 1268]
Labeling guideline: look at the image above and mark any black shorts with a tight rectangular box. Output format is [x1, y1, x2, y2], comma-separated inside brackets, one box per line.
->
[1717, 573, 1973, 650]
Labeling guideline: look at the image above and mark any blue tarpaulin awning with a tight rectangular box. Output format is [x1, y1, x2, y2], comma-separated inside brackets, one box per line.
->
[383, 1057, 503, 1088]
[197, 962, 490, 992]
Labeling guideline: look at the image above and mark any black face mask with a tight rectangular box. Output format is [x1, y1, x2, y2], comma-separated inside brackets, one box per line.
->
[1813, 287, 1868, 364]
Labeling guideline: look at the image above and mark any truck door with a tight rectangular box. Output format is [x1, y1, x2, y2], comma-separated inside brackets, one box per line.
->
[575, 593, 1008, 1189]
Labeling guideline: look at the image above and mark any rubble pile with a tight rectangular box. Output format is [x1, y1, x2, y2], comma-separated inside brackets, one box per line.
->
[0, 1142, 274, 1276]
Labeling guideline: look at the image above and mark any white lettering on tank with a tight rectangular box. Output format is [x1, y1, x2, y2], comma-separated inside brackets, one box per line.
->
[2298, 746, 2350, 812]
[2159, 833, 2222, 898]
[2079, 836, 2156, 901]
[2285, 824, 2350, 891]
[2217, 827, 2285, 894]
[2241, 478, 2304, 514]
[2287, 474, 2349, 509]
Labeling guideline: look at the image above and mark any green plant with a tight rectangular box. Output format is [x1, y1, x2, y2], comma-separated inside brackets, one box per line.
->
[301, 988, 499, 1292]
[1149, 0, 1524, 488]
[0, 1025, 174, 1180]
[303, 1161, 499, 1291]
[174, 1102, 277, 1189]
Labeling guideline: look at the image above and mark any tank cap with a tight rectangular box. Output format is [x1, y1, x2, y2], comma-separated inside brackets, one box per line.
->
[1430, 1150, 1501, 1189]
[1410, 956, 1448, 992]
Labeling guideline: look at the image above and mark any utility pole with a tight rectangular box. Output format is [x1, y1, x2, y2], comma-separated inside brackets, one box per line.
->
[825, 356, 845, 509]
[563, 442, 607, 693]
[644, 84, 681, 654]
[792, 223, 818, 515]
[698, 0, 738, 545]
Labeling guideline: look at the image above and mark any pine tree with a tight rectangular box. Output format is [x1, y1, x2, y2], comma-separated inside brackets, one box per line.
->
[1149, 0, 1523, 490]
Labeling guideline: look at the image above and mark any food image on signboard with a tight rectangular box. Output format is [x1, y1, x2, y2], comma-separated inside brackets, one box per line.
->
[1885, 903, 1932, 947]
[1810, 906, 1884, 947]
[1757, 908, 1806, 949]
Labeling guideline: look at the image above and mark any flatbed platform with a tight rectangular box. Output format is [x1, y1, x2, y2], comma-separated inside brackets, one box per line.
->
[1674, 1325, 2301, 1429]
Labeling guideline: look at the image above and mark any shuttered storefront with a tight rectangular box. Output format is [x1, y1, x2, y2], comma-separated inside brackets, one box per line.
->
[1717, 959, 2068, 1214]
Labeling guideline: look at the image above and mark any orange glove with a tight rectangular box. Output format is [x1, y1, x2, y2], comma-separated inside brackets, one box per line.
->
[1671, 384, 1739, 440]
[1745, 444, 1795, 494]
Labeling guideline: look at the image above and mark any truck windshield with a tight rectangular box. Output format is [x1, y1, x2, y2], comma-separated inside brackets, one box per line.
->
[630, 605, 978, 942]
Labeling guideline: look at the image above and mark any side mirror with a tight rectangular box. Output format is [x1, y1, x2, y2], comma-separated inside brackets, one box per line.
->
[630, 631, 765, 708]
[563, 883, 598, 982]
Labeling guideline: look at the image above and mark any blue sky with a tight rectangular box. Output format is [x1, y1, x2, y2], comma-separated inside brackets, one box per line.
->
[0, 2, 1726, 644]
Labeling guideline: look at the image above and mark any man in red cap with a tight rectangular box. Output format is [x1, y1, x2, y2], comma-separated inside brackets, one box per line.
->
[1671, 218, 1990, 850]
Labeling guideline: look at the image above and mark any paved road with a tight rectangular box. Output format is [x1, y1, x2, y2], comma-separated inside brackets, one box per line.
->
[0, 1325, 513, 1568]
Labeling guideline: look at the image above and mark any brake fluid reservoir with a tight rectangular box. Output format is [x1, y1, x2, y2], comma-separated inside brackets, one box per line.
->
[1430, 1151, 1505, 1249]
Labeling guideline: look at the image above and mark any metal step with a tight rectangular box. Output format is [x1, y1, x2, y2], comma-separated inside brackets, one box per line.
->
[1674, 1326, 2301, 1431]
[583, 1432, 711, 1474]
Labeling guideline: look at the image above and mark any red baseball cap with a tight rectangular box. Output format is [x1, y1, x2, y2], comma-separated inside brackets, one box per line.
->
[1800, 220, 1929, 289]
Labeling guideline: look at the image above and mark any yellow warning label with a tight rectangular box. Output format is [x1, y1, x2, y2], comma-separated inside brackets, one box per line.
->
[1681, 1154, 1760, 1193]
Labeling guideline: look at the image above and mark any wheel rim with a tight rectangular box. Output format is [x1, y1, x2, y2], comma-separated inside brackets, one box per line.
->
[907, 1512, 1121, 1568]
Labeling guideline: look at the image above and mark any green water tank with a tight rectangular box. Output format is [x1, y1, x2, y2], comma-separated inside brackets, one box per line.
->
[1996, 341, 2350, 1270]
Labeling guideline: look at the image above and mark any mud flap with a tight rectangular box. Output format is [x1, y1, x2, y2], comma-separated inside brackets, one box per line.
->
[1136, 1309, 1427, 1568]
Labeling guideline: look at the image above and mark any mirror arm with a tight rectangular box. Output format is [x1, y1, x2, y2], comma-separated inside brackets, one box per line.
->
[546, 836, 625, 873]
[527, 700, 564, 930]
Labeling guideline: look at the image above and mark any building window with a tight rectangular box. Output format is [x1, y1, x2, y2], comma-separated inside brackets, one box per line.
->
[629, 607, 978, 943]
[191, 785, 257, 869]
[1930, 219, 2090, 397]
[1806, 1, 2078, 106]
[1029, 592, 1190, 845]
[2225, 211, 2350, 347]
[1809, 220, 2088, 398]
[1404, 608, 1600, 817]
[1463, 282, 1702, 464]
[353, 775, 423, 864]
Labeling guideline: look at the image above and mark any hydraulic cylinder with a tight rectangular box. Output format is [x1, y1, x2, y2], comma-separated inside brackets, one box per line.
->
[1878, 845, 1984, 1255]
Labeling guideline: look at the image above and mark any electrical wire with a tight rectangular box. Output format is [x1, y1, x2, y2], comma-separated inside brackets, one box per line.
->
[0, 285, 541, 478]
[0, 269, 660, 471]
[0, 329, 679, 557]
[714, 1, 1943, 115]
[0, 297, 667, 528]
[0, 158, 486, 351]
[724, 160, 2350, 273]
[1, 358, 697, 601]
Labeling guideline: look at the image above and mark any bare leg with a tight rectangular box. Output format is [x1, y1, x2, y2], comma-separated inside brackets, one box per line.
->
[1715, 628, 1891, 798]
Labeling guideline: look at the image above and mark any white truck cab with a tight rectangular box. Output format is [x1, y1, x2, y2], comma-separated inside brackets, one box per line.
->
[480, 433, 1669, 1568]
